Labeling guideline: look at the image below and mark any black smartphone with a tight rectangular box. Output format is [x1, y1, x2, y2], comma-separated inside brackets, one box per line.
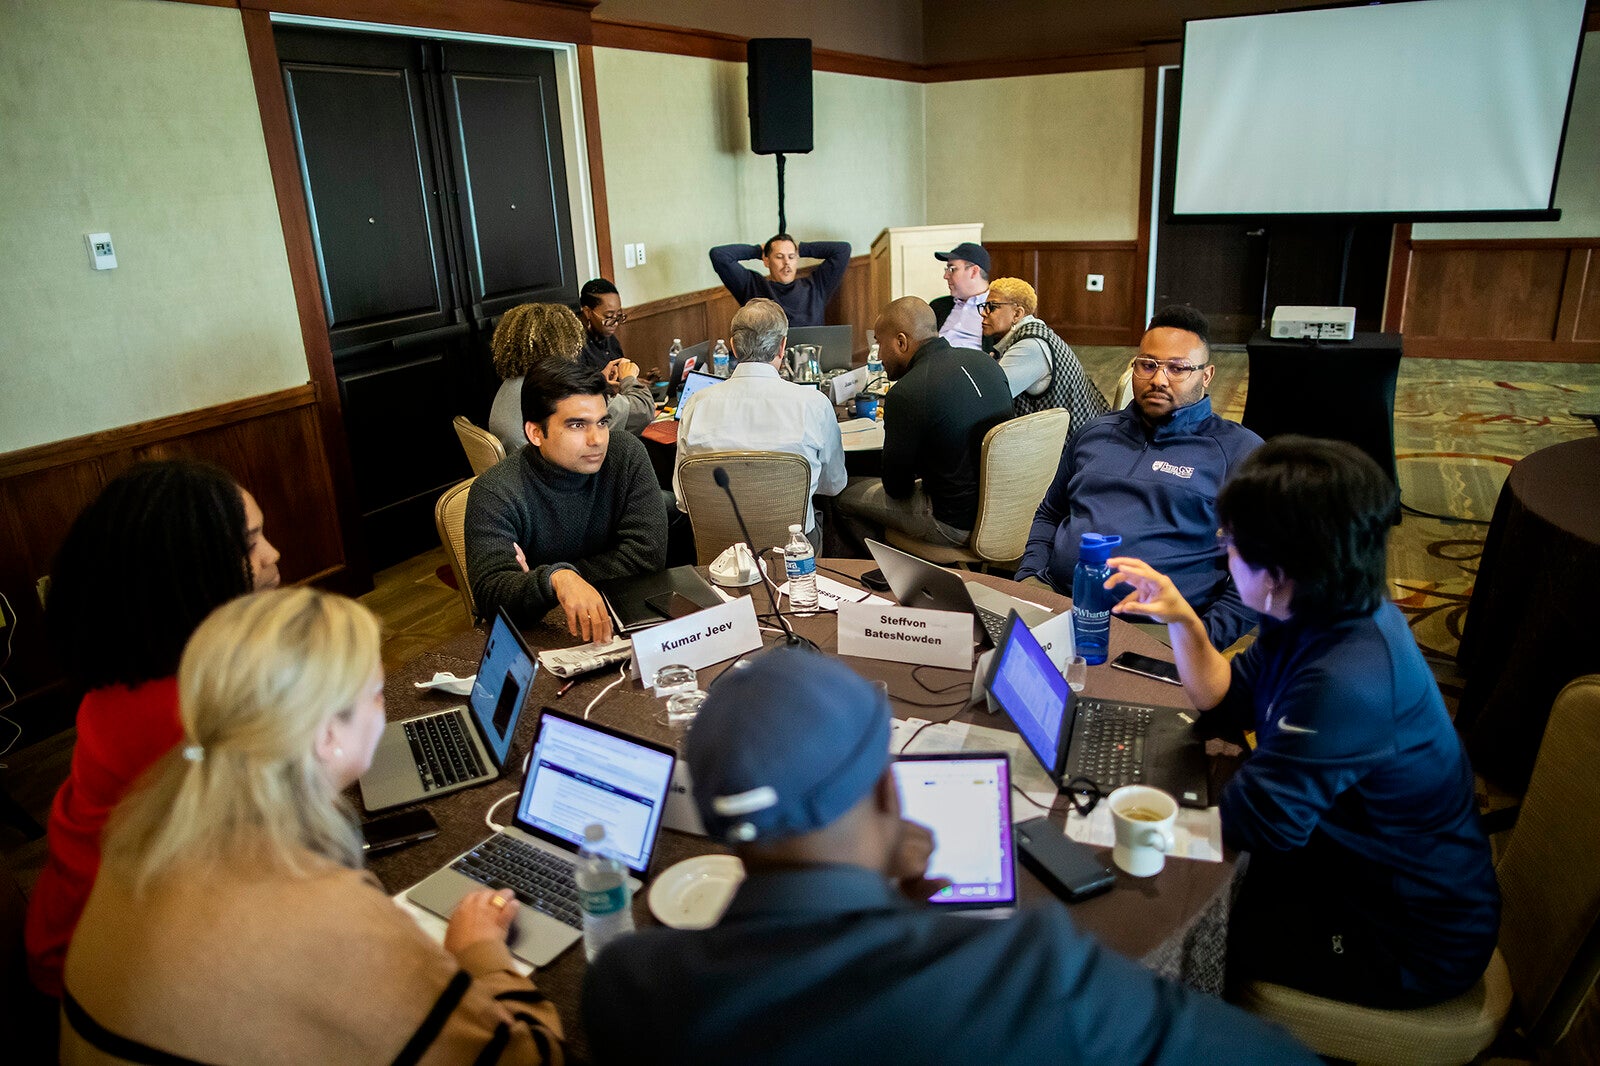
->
[1015, 816, 1115, 902]
[360, 809, 439, 854]
[646, 591, 704, 620]
[1109, 650, 1182, 686]
[860, 568, 891, 592]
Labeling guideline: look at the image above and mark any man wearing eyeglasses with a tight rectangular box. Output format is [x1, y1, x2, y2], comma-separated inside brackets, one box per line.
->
[930, 242, 991, 351]
[1016, 305, 1263, 650]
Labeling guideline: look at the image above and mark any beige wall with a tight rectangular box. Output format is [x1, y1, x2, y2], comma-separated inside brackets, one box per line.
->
[593, 48, 927, 304]
[0, 0, 308, 454]
[923, 68, 1145, 242]
[594, 0, 923, 64]
[1414, 31, 1600, 241]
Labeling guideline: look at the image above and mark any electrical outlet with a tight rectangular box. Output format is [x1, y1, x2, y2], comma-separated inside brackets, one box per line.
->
[636, 242, 646, 265]
[624, 243, 637, 269]
[1086, 274, 1105, 292]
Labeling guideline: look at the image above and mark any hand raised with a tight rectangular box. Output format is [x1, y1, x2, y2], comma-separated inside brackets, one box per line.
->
[1103, 556, 1198, 626]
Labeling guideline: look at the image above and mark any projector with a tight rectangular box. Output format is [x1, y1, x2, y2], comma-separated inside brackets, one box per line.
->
[1270, 305, 1356, 341]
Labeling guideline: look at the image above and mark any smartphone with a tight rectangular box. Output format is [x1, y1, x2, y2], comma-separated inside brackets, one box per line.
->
[646, 591, 704, 620]
[1109, 650, 1182, 686]
[360, 809, 439, 854]
[860, 568, 891, 592]
[1015, 817, 1115, 902]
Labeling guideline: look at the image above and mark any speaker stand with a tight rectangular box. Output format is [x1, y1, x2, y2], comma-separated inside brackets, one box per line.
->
[775, 151, 787, 234]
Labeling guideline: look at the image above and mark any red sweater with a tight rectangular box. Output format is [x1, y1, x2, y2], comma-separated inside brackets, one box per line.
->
[25, 678, 181, 997]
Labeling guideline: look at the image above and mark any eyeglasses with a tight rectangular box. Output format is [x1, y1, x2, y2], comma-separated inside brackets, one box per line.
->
[599, 312, 629, 326]
[1130, 356, 1207, 381]
[980, 301, 1018, 314]
[941, 262, 969, 276]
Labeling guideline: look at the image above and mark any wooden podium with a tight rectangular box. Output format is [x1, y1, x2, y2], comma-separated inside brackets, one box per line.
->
[870, 223, 983, 317]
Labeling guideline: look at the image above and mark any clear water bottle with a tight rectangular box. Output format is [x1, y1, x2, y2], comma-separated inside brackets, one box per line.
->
[575, 823, 633, 961]
[1071, 532, 1122, 666]
[784, 524, 818, 610]
[866, 341, 884, 388]
[712, 339, 731, 378]
[667, 337, 682, 375]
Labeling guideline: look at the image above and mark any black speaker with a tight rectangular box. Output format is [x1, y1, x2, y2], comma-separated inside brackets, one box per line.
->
[747, 38, 812, 155]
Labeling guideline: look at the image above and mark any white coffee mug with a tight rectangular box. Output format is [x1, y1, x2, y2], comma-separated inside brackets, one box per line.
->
[1108, 785, 1178, 877]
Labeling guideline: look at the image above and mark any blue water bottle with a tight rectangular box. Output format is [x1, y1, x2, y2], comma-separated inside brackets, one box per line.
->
[1071, 532, 1122, 665]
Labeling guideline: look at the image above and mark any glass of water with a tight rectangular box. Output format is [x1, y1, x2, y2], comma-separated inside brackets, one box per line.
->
[663, 689, 707, 731]
[1065, 656, 1088, 693]
[653, 663, 697, 696]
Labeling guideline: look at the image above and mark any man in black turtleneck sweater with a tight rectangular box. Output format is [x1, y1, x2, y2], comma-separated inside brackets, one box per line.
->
[465, 359, 667, 642]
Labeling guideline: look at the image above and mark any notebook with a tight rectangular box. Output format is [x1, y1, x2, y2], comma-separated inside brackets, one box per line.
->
[407, 707, 677, 967]
[866, 538, 1053, 647]
[891, 752, 1017, 915]
[598, 565, 725, 634]
[986, 610, 1209, 809]
[674, 369, 724, 419]
[359, 609, 535, 813]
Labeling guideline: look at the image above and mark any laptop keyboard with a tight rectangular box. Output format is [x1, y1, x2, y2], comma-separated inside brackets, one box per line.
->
[404, 712, 486, 791]
[1068, 700, 1152, 790]
[973, 604, 1009, 645]
[453, 834, 582, 928]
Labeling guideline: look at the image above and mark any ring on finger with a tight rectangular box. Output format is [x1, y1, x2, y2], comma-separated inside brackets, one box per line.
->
[491, 895, 507, 909]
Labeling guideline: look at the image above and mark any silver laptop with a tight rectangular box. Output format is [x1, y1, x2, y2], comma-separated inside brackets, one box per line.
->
[891, 752, 1017, 917]
[359, 609, 535, 813]
[407, 708, 677, 967]
[865, 538, 1053, 646]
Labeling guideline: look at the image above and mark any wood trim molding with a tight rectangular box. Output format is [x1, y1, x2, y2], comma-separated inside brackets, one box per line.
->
[986, 240, 1138, 252]
[1383, 223, 1412, 333]
[238, 0, 595, 43]
[920, 47, 1153, 82]
[1134, 65, 1158, 337]
[590, 17, 745, 64]
[0, 385, 317, 480]
[1408, 237, 1600, 251]
[577, 44, 613, 280]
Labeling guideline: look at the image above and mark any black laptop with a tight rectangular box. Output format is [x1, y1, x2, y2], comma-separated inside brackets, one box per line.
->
[985, 610, 1209, 808]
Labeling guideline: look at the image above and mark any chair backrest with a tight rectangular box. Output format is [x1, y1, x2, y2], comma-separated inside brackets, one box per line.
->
[968, 408, 1072, 564]
[677, 451, 812, 566]
[435, 478, 477, 622]
[453, 415, 505, 477]
[1496, 673, 1600, 1047]
[1114, 361, 1135, 409]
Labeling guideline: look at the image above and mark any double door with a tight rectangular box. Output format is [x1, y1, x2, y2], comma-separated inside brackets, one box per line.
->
[276, 27, 576, 566]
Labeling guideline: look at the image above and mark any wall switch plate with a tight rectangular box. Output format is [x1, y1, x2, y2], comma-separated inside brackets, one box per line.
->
[636, 242, 646, 265]
[86, 232, 117, 270]
[624, 243, 637, 268]
[1086, 273, 1104, 292]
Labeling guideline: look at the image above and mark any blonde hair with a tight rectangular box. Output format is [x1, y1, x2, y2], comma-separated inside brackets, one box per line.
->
[987, 277, 1038, 318]
[491, 303, 586, 380]
[103, 588, 381, 893]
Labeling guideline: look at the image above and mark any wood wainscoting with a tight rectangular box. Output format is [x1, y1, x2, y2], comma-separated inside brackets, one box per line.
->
[1387, 232, 1600, 362]
[0, 385, 351, 725]
[986, 241, 1144, 346]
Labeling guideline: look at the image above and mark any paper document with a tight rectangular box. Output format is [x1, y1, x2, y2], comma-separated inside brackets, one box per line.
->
[1061, 803, 1225, 863]
[891, 718, 1059, 816]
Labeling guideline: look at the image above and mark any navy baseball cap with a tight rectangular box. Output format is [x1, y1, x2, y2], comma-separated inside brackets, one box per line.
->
[934, 241, 990, 274]
[686, 647, 891, 844]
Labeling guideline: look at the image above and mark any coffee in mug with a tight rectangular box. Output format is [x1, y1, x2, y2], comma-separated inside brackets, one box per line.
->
[1119, 806, 1166, 822]
[1107, 785, 1178, 877]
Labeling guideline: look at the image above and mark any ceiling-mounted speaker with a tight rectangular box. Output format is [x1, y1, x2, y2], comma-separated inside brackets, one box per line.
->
[747, 38, 812, 155]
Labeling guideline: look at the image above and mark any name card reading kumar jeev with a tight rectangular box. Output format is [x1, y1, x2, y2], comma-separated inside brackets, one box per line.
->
[837, 602, 972, 670]
[632, 595, 761, 691]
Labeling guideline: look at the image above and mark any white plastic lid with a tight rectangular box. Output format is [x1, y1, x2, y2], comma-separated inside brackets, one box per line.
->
[788, 524, 803, 533]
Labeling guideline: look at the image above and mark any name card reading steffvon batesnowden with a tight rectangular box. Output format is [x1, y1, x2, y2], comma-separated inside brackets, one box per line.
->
[837, 602, 973, 670]
[632, 595, 761, 691]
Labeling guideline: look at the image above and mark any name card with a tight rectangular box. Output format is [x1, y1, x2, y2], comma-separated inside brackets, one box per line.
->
[970, 609, 1076, 709]
[837, 602, 972, 670]
[632, 596, 761, 690]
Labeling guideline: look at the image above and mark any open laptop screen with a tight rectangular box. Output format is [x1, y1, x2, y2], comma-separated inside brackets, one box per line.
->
[987, 611, 1070, 778]
[892, 753, 1016, 910]
[675, 369, 723, 418]
[515, 710, 676, 875]
[468, 609, 537, 767]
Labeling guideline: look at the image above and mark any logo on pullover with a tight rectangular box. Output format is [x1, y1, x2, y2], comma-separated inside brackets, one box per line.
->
[1151, 460, 1194, 479]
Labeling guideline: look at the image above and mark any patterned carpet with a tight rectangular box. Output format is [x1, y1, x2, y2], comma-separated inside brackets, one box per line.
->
[1075, 347, 1600, 688]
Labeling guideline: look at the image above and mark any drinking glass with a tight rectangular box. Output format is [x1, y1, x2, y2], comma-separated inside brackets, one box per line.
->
[1065, 656, 1088, 692]
[653, 663, 697, 696]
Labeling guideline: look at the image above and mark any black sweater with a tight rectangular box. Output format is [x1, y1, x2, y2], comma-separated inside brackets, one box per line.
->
[707, 241, 851, 328]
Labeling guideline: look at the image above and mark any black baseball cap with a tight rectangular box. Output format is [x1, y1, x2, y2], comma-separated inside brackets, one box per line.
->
[934, 241, 990, 274]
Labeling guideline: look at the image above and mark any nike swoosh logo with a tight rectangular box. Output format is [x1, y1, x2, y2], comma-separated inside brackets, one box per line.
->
[1277, 719, 1318, 735]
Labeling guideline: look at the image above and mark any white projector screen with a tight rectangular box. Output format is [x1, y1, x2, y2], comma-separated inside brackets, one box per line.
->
[1174, 0, 1586, 217]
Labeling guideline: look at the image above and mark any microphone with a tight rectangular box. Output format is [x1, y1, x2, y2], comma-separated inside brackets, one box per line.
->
[713, 466, 815, 650]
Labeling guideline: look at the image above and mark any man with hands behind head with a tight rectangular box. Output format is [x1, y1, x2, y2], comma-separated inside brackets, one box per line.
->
[582, 647, 1318, 1066]
[465, 358, 667, 643]
[709, 233, 851, 328]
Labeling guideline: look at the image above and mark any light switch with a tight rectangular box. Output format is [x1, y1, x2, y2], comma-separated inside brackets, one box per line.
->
[624, 243, 637, 269]
[86, 232, 117, 270]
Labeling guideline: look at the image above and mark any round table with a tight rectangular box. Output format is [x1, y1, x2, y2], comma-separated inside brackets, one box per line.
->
[1456, 436, 1600, 792]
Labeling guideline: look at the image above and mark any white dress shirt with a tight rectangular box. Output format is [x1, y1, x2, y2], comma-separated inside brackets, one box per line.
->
[938, 289, 988, 351]
[673, 361, 847, 532]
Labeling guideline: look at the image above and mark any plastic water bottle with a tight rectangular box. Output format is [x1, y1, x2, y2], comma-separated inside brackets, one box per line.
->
[1071, 532, 1122, 665]
[712, 339, 731, 378]
[576, 823, 633, 961]
[866, 341, 884, 388]
[667, 337, 682, 368]
[784, 524, 818, 610]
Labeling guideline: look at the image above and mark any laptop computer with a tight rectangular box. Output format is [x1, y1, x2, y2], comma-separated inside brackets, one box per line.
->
[891, 752, 1017, 916]
[787, 324, 855, 371]
[986, 610, 1209, 809]
[866, 538, 1053, 647]
[667, 341, 710, 398]
[674, 369, 723, 419]
[407, 707, 677, 967]
[360, 609, 536, 813]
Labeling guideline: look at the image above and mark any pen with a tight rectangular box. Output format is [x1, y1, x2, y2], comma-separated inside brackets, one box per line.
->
[555, 678, 577, 699]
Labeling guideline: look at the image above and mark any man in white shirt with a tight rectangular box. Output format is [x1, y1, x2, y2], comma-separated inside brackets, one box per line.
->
[931, 241, 990, 351]
[674, 299, 846, 549]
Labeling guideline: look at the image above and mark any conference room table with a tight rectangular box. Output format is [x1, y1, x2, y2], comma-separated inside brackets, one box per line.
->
[365, 562, 1239, 1061]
